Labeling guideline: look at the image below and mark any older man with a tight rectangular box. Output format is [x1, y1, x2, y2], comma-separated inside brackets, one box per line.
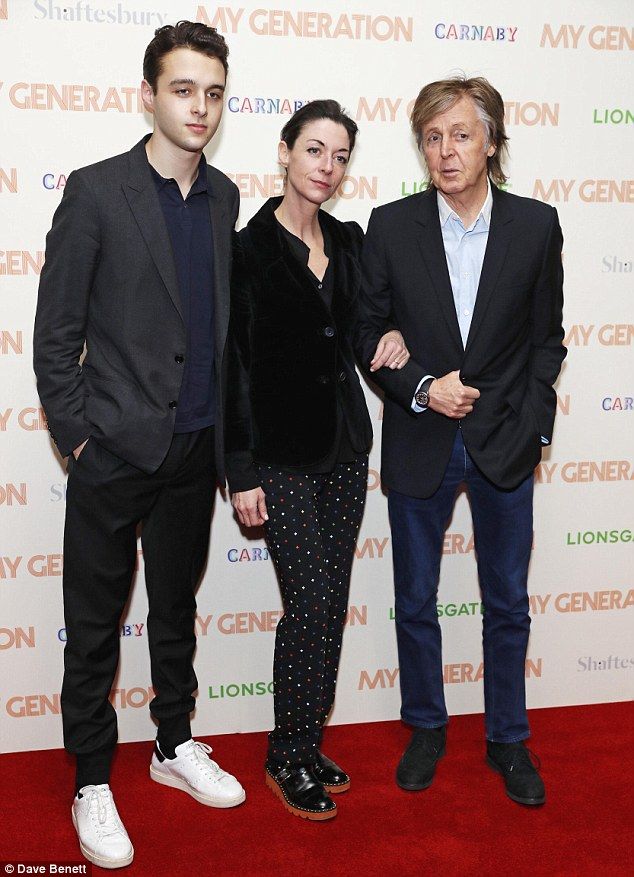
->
[355, 76, 565, 805]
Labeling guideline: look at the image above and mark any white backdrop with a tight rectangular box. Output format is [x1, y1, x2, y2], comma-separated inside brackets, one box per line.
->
[1, 0, 632, 753]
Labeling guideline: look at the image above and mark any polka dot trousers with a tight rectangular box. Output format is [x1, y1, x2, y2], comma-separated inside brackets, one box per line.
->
[257, 458, 368, 764]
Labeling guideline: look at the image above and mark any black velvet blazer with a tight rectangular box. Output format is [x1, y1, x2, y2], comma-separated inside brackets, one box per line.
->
[224, 197, 373, 492]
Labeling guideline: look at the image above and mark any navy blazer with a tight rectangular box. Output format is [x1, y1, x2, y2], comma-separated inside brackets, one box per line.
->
[355, 184, 566, 497]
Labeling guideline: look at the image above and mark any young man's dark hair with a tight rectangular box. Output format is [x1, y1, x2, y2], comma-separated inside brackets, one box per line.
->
[143, 19, 229, 90]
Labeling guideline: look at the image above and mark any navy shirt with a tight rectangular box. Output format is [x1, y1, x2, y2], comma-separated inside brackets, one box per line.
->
[149, 155, 215, 433]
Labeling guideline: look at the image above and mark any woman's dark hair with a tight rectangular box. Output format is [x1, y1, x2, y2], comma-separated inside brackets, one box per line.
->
[143, 20, 229, 92]
[280, 100, 358, 152]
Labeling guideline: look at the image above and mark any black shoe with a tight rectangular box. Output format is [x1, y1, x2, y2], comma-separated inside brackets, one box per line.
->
[396, 726, 446, 791]
[486, 741, 546, 806]
[265, 760, 337, 821]
[312, 751, 350, 794]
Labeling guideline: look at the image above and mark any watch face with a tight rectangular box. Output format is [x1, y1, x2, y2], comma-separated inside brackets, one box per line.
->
[416, 391, 429, 407]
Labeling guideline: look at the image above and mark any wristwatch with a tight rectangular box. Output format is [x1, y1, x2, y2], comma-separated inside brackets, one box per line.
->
[414, 377, 434, 408]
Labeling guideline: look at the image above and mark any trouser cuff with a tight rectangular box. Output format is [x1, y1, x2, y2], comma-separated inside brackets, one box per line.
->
[75, 747, 115, 792]
[156, 714, 192, 756]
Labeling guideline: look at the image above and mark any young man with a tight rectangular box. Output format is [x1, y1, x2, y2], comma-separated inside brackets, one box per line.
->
[34, 21, 243, 869]
[355, 76, 565, 807]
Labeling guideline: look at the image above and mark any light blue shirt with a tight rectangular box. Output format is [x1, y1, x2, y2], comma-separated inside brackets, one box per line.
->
[412, 182, 492, 413]
[438, 180, 492, 347]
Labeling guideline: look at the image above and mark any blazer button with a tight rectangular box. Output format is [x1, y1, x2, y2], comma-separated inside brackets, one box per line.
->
[174, 354, 184, 364]
[316, 375, 329, 385]
[338, 371, 346, 382]
[168, 400, 178, 409]
[323, 326, 335, 338]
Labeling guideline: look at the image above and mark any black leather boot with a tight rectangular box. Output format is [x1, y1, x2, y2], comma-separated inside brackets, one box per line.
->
[265, 760, 337, 820]
[312, 751, 350, 793]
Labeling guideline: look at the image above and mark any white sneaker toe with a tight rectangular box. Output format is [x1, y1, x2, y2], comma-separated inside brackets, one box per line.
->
[72, 784, 134, 869]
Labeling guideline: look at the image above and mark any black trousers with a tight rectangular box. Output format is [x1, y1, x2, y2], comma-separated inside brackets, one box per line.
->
[258, 458, 368, 764]
[62, 427, 216, 784]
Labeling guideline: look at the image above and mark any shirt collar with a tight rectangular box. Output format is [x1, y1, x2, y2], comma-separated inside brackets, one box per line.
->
[148, 152, 208, 195]
[276, 213, 332, 260]
[437, 178, 492, 230]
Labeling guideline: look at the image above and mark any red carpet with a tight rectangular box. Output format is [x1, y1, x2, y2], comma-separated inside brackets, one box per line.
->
[2, 702, 632, 876]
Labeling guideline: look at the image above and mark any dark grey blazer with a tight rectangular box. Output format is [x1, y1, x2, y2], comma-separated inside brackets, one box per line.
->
[33, 136, 239, 477]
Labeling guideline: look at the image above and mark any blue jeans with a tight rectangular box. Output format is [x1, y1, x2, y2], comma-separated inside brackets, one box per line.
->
[388, 429, 533, 742]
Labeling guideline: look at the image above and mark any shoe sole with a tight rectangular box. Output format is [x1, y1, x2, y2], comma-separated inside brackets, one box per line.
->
[323, 780, 350, 794]
[265, 769, 337, 821]
[71, 808, 134, 870]
[150, 763, 246, 808]
[396, 748, 445, 791]
[396, 777, 434, 791]
[486, 757, 546, 806]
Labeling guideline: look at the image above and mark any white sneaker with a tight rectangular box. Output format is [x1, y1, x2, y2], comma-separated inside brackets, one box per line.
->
[150, 739, 246, 808]
[71, 784, 134, 870]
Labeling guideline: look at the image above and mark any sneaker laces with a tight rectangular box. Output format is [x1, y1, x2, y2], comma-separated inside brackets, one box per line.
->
[86, 785, 124, 838]
[189, 741, 225, 780]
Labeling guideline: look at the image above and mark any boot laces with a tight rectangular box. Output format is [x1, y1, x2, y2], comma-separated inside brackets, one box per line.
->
[501, 745, 541, 774]
[411, 729, 443, 756]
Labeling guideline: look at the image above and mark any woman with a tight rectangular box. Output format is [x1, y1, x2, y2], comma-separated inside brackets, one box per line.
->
[225, 100, 408, 821]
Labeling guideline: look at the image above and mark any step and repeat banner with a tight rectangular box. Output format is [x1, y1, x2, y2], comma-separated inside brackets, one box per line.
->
[1, 0, 632, 753]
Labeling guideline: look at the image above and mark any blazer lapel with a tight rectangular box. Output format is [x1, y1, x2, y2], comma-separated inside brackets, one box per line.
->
[123, 139, 184, 322]
[331, 247, 358, 324]
[464, 187, 514, 352]
[413, 190, 463, 352]
[267, 239, 326, 312]
[320, 210, 358, 323]
[248, 197, 331, 315]
[207, 188, 230, 361]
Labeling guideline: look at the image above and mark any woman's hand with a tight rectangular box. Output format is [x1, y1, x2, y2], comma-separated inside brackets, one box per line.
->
[370, 330, 410, 372]
[232, 487, 269, 527]
[73, 439, 89, 460]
